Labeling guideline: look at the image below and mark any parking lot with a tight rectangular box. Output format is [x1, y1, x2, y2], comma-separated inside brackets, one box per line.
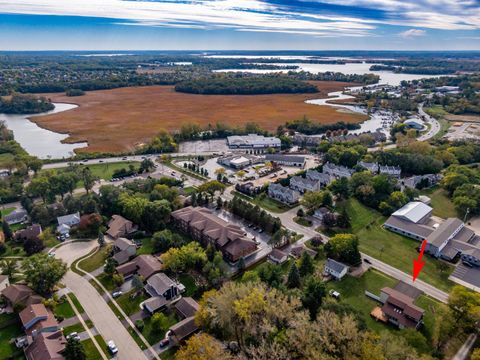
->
[450, 263, 480, 292]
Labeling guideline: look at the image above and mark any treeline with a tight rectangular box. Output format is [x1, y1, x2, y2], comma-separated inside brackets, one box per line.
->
[286, 117, 360, 135]
[289, 71, 379, 85]
[227, 196, 282, 234]
[175, 77, 318, 95]
[369, 59, 480, 74]
[0, 94, 54, 114]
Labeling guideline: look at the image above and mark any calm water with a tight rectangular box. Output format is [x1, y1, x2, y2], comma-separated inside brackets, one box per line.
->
[0, 103, 88, 159]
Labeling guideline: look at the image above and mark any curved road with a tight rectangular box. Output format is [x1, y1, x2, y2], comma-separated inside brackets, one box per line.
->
[418, 103, 441, 141]
[54, 241, 149, 360]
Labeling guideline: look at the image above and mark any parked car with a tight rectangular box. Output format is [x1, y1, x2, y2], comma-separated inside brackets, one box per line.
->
[66, 332, 80, 341]
[159, 338, 170, 348]
[329, 289, 340, 299]
[112, 291, 123, 298]
[108, 340, 118, 354]
[462, 261, 473, 268]
[363, 258, 372, 264]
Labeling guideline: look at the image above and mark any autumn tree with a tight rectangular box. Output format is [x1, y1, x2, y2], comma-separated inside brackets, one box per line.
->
[176, 333, 232, 360]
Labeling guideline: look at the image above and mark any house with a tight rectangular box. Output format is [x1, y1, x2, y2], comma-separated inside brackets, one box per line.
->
[171, 207, 257, 263]
[357, 161, 379, 173]
[379, 287, 424, 329]
[0, 275, 9, 291]
[379, 165, 401, 178]
[403, 174, 441, 189]
[289, 176, 320, 193]
[174, 297, 199, 320]
[268, 183, 300, 205]
[168, 316, 198, 345]
[305, 170, 333, 187]
[322, 162, 354, 179]
[324, 258, 349, 280]
[235, 182, 261, 197]
[112, 237, 137, 265]
[227, 134, 281, 150]
[14, 224, 42, 243]
[1, 284, 42, 308]
[19, 304, 59, 336]
[290, 244, 317, 259]
[143, 273, 181, 314]
[265, 154, 306, 168]
[313, 207, 333, 222]
[106, 215, 136, 239]
[24, 330, 66, 360]
[4, 209, 28, 225]
[384, 202, 434, 241]
[116, 254, 162, 280]
[56, 212, 80, 235]
[268, 248, 288, 264]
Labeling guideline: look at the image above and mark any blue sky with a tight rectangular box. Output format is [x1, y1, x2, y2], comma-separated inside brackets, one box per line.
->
[0, 0, 479, 50]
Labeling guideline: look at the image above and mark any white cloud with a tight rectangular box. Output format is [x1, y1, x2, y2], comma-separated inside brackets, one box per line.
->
[399, 29, 426, 38]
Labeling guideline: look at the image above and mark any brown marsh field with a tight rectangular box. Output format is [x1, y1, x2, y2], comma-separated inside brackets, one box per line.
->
[35, 81, 367, 153]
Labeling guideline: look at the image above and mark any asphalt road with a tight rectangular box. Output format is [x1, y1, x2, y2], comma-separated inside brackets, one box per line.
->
[452, 334, 478, 360]
[418, 103, 441, 141]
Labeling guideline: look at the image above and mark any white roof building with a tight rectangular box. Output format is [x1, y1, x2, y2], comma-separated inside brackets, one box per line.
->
[391, 202, 433, 224]
[227, 134, 281, 149]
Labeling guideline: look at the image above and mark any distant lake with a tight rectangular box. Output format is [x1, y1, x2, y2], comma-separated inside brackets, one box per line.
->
[214, 61, 440, 86]
[0, 103, 88, 159]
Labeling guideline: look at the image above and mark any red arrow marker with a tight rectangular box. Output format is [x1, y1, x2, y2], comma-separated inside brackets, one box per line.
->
[413, 239, 427, 282]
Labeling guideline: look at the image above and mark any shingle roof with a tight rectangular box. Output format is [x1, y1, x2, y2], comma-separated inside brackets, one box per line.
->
[325, 258, 349, 274]
[57, 212, 80, 226]
[107, 215, 134, 238]
[19, 303, 48, 328]
[143, 296, 168, 313]
[269, 248, 287, 262]
[114, 237, 135, 251]
[426, 218, 463, 248]
[169, 316, 198, 341]
[384, 216, 434, 238]
[381, 287, 424, 321]
[265, 154, 306, 163]
[146, 273, 176, 296]
[4, 209, 27, 224]
[25, 330, 66, 360]
[174, 297, 199, 319]
[1, 284, 34, 304]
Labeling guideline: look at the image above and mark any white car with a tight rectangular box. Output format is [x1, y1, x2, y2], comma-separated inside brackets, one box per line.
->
[66, 332, 80, 341]
[108, 340, 118, 354]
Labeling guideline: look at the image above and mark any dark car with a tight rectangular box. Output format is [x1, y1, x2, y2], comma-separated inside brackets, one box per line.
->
[159, 338, 170, 348]
[364, 258, 372, 264]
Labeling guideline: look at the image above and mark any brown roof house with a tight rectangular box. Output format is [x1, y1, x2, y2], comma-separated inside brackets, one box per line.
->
[116, 254, 162, 279]
[168, 297, 200, 345]
[19, 303, 60, 336]
[112, 237, 137, 265]
[25, 330, 66, 360]
[106, 215, 137, 239]
[1, 284, 42, 308]
[268, 249, 288, 265]
[14, 224, 42, 243]
[290, 244, 317, 259]
[171, 207, 257, 263]
[379, 287, 425, 329]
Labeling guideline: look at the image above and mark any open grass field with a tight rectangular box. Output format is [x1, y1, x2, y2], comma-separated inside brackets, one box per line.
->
[339, 198, 455, 292]
[421, 187, 458, 219]
[35, 82, 366, 153]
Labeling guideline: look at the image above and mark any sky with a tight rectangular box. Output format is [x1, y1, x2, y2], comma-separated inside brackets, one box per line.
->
[0, 0, 479, 51]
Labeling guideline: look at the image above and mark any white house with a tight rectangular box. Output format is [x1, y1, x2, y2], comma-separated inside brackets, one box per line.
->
[324, 258, 349, 280]
[379, 165, 401, 178]
[289, 176, 320, 193]
[305, 170, 333, 187]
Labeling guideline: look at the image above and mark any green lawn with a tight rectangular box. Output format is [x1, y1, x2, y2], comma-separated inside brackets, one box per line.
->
[116, 290, 147, 316]
[78, 245, 110, 273]
[67, 293, 85, 314]
[0, 242, 26, 257]
[339, 198, 454, 292]
[326, 269, 397, 332]
[177, 274, 198, 298]
[54, 299, 76, 319]
[1, 207, 15, 217]
[137, 237, 155, 255]
[233, 191, 292, 213]
[63, 319, 94, 336]
[160, 347, 177, 360]
[0, 323, 23, 359]
[182, 186, 197, 195]
[82, 335, 107, 360]
[82, 161, 140, 180]
[420, 187, 458, 219]
[141, 313, 178, 345]
[294, 216, 312, 227]
[96, 273, 117, 292]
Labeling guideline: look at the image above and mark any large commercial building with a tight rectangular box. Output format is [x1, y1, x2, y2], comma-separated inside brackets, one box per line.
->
[227, 134, 281, 150]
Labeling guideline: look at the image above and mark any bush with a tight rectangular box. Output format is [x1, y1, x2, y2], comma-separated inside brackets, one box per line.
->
[135, 319, 144, 330]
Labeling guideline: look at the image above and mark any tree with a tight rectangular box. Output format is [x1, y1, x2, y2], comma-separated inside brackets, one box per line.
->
[151, 312, 169, 332]
[24, 237, 44, 256]
[160, 242, 207, 273]
[197, 180, 226, 200]
[298, 252, 314, 277]
[64, 337, 86, 360]
[329, 177, 350, 200]
[301, 276, 326, 320]
[141, 200, 171, 232]
[301, 191, 326, 212]
[26, 177, 50, 203]
[0, 258, 17, 281]
[22, 253, 67, 296]
[325, 234, 361, 265]
[132, 275, 144, 291]
[139, 158, 155, 173]
[104, 257, 116, 276]
[97, 232, 105, 247]
[336, 208, 351, 229]
[322, 212, 337, 229]
[448, 285, 480, 331]
[471, 349, 480, 360]
[112, 273, 124, 286]
[81, 168, 98, 194]
[2, 220, 12, 241]
[241, 271, 260, 283]
[176, 333, 232, 360]
[287, 262, 301, 288]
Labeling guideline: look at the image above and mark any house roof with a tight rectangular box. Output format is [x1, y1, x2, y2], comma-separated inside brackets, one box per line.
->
[426, 218, 464, 248]
[169, 316, 198, 341]
[290, 245, 317, 258]
[384, 216, 434, 238]
[107, 215, 134, 238]
[113, 251, 131, 265]
[381, 287, 424, 322]
[227, 134, 280, 147]
[1, 284, 34, 304]
[222, 237, 256, 259]
[25, 330, 66, 360]
[26, 310, 59, 336]
[147, 273, 176, 296]
[14, 224, 42, 241]
[265, 154, 306, 164]
[4, 209, 27, 223]
[116, 261, 138, 276]
[174, 297, 199, 319]
[143, 296, 168, 313]
[290, 176, 319, 188]
[114, 237, 135, 251]
[135, 255, 162, 279]
[57, 212, 80, 226]
[19, 304, 48, 328]
[269, 248, 287, 262]
[392, 202, 432, 224]
[325, 258, 349, 274]
[0, 274, 8, 284]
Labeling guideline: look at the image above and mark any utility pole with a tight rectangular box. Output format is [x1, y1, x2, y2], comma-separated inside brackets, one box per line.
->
[463, 207, 470, 223]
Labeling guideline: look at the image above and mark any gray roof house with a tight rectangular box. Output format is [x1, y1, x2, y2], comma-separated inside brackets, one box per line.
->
[57, 212, 80, 227]
[425, 218, 465, 258]
[305, 170, 333, 186]
[324, 258, 349, 280]
[268, 183, 300, 205]
[379, 165, 401, 178]
[4, 209, 28, 225]
[265, 154, 306, 168]
[143, 273, 181, 314]
[112, 237, 137, 265]
[322, 162, 355, 179]
[289, 176, 321, 193]
[403, 174, 441, 189]
[357, 161, 379, 173]
[268, 248, 288, 264]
